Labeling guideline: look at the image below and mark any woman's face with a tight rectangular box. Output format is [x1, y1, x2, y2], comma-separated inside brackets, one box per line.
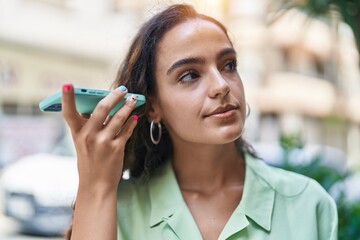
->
[152, 18, 246, 146]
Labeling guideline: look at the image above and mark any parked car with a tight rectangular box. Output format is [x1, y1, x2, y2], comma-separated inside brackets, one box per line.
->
[0, 140, 78, 236]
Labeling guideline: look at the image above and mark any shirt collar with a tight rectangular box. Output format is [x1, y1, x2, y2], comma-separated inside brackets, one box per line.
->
[149, 161, 182, 227]
[218, 155, 275, 239]
[237, 155, 275, 232]
[148, 161, 203, 238]
[148, 155, 275, 236]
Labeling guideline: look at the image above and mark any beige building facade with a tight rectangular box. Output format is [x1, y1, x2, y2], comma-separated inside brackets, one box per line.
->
[0, 0, 359, 167]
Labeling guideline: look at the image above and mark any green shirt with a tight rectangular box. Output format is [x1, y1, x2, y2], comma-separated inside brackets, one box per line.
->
[117, 155, 338, 240]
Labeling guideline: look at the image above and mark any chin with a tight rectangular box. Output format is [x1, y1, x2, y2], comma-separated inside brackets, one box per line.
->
[213, 129, 243, 144]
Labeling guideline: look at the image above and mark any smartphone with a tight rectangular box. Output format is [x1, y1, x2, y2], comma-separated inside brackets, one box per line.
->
[39, 87, 146, 116]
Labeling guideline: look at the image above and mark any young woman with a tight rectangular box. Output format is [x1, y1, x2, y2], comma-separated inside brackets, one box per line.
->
[63, 4, 338, 240]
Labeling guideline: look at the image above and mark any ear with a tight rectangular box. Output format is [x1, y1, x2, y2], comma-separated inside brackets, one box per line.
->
[146, 96, 162, 123]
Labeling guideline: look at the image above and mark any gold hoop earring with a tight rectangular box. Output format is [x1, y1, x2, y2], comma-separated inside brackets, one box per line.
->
[150, 120, 162, 145]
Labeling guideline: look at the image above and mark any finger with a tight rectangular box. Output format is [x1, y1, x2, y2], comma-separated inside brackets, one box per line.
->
[103, 95, 138, 137]
[115, 115, 139, 144]
[103, 115, 111, 125]
[87, 86, 128, 130]
[79, 113, 91, 119]
[62, 83, 83, 132]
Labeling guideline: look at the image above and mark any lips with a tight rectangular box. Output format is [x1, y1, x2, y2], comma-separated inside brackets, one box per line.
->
[205, 104, 239, 117]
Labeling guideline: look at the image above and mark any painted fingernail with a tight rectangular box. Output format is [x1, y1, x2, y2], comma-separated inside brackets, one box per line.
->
[133, 115, 139, 121]
[63, 83, 71, 92]
[117, 85, 127, 92]
[127, 95, 137, 102]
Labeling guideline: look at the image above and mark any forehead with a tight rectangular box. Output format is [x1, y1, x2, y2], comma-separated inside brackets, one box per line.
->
[156, 18, 232, 62]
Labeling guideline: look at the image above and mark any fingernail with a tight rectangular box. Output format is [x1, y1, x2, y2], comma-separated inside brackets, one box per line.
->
[133, 115, 139, 121]
[63, 83, 71, 92]
[127, 95, 137, 102]
[117, 85, 127, 92]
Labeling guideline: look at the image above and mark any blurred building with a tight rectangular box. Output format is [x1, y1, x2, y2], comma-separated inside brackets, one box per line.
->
[220, 0, 360, 168]
[0, 0, 359, 167]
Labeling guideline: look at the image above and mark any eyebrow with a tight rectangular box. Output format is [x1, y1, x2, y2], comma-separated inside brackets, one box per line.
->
[166, 47, 236, 75]
[166, 57, 205, 75]
[217, 48, 236, 61]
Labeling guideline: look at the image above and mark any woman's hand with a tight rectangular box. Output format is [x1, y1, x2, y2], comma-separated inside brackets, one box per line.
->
[62, 83, 138, 240]
[62, 83, 138, 192]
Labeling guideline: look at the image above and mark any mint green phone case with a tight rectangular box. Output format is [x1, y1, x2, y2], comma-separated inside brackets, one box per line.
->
[39, 88, 146, 115]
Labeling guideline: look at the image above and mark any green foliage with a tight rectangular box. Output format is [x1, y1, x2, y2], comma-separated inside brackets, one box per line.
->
[279, 133, 304, 150]
[337, 195, 360, 240]
[282, 156, 346, 190]
[279, 0, 360, 61]
[278, 134, 360, 240]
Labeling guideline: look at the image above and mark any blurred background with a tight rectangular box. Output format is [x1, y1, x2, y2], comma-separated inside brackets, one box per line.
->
[0, 0, 359, 239]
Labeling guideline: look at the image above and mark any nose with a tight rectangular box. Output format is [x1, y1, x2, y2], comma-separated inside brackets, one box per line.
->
[208, 69, 230, 99]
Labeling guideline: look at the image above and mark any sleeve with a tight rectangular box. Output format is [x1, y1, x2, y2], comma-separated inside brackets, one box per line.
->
[314, 180, 338, 240]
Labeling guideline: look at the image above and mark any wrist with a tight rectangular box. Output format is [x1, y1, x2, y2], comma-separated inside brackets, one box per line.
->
[76, 180, 119, 201]
[71, 181, 118, 240]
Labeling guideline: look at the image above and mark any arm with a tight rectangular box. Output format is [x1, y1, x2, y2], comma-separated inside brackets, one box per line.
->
[315, 185, 338, 240]
[61, 83, 138, 240]
[322, 198, 338, 240]
[71, 185, 118, 239]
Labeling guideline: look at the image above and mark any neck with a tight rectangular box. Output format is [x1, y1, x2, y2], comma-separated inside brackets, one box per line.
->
[171, 141, 245, 194]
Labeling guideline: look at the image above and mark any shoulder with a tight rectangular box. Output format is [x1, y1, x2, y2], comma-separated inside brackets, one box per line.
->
[246, 155, 335, 202]
[246, 157, 338, 239]
[116, 178, 151, 224]
[117, 177, 148, 206]
[247, 156, 338, 220]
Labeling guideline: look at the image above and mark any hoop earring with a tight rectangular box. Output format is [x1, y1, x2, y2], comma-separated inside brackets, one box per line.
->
[150, 120, 162, 145]
[246, 103, 251, 118]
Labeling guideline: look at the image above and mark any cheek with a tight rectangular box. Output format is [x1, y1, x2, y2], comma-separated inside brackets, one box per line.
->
[160, 97, 197, 125]
[232, 80, 246, 103]
[230, 81, 247, 122]
[158, 93, 203, 136]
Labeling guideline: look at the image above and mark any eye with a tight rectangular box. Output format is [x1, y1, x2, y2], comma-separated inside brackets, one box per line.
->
[179, 71, 200, 83]
[223, 59, 237, 72]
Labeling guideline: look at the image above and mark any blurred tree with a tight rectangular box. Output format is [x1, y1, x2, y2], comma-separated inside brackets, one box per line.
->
[277, 0, 360, 64]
